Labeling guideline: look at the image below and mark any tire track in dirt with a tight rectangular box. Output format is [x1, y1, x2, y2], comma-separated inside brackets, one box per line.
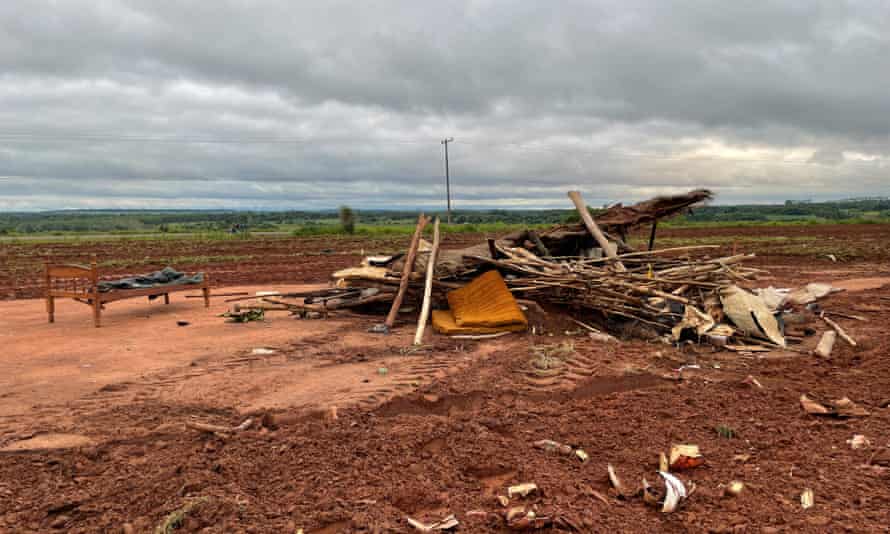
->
[521, 349, 602, 393]
[0, 332, 497, 445]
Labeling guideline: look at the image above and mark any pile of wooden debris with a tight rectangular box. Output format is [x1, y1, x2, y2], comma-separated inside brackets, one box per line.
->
[228, 189, 827, 350]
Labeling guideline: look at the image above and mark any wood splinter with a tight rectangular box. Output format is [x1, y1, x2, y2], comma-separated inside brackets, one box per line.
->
[185, 417, 254, 436]
[821, 314, 857, 347]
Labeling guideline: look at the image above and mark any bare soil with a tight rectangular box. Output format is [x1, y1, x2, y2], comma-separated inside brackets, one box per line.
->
[2, 225, 890, 533]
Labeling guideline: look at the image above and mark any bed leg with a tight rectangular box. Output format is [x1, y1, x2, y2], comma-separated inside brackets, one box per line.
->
[93, 299, 101, 328]
[91, 257, 101, 327]
[164, 293, 170, 305]
[45, 262, 54, 323]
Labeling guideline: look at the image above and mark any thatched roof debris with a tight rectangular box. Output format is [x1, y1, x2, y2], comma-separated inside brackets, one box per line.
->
[503, 189, 713, 257]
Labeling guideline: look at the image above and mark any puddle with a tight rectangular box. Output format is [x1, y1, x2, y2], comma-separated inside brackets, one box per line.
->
[1, 433, 95, 452]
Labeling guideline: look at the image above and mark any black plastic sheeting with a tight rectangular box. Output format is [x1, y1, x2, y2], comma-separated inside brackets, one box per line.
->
[97, 266, 203, 292]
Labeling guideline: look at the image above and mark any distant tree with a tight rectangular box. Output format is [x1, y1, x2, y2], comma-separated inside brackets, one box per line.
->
[339, 205, 356, 234]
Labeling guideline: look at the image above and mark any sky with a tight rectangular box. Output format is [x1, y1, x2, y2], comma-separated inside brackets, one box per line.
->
[1, 0, 889, 211]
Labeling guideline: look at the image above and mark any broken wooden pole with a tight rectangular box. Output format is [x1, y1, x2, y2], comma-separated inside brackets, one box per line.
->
[414, 217, 441, 345]
[384, 214, 430, 329]
[567, 191, 626, 271]
[648, 220, 658, 251]
[821, 314, 857, 346]
[814, 330, 836, 358]
[487, 238, 500, 259]
[528, 230, 550, 257]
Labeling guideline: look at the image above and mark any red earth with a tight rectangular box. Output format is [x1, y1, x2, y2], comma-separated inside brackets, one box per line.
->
[2, 225, 890, 533]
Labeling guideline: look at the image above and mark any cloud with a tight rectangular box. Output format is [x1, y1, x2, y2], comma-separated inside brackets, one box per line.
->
[1, 0, 889, 210]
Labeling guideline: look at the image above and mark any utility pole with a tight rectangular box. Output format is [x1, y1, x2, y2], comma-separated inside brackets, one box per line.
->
[441, 137, 453, 223]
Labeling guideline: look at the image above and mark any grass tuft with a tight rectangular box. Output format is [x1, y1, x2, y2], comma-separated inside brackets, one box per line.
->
[155, 498, 208, 534]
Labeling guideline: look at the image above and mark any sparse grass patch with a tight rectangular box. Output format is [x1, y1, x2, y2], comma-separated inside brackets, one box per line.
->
[529, 342, 574, 376]
[155, 497, 208, 534]
[715, 424, 737, 439]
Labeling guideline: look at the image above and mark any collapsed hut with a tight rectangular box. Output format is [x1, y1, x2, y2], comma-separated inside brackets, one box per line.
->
[230, 189, 799, 349]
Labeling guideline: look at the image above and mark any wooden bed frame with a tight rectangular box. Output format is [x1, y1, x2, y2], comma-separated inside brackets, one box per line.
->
[45, 256, 210, 327]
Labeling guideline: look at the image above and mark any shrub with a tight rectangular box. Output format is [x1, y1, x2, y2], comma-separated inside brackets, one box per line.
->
[339, 206, 356, 234]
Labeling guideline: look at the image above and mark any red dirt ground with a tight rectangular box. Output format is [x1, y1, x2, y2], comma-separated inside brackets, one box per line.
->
[2, 225, 890, 533]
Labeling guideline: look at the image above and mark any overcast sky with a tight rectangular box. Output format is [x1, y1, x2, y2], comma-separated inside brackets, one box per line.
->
[1, 1, 889, 211]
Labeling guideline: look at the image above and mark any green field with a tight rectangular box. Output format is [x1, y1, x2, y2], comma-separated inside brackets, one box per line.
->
[1, 198, 889, 240]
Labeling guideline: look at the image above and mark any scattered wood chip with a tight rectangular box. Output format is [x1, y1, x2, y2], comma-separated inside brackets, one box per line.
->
[406, 514, 459, 532]
[814, 331, 836, 358]
[820, 314, 857, 347]
[185, 417, 253, 436]
[800, 394, 869, 418]
[659, 471, 688, 513]
[742, 375, 764, 388]
[725, 344, 773, 353]
[533, 439, 572, 455]
[607, 464, 630, 499]
[801, 488, 814, 509]
[582, 485, 611, 506]
[800, 394, 832, 416]
[724, 480, 745, 497]
[669, 444, 704, 471]
[507, 483, 538, 499]
[847, 435, 870, 450]
[834, 397, 870, 418]
[506, 509, 551, 531]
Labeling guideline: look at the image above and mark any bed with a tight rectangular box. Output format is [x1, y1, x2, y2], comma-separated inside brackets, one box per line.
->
[44, 256, 211, 327]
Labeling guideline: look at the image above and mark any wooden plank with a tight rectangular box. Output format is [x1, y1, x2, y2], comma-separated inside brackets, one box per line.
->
[46, 264, 92, 278]
[48, 290, 91, 298]
[414, 217, 441, 345]
[384, 214, 430, 329]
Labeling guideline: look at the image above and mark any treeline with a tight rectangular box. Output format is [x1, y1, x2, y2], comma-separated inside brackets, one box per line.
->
[1, 199, 889, 235]
[0, 209, 574, 234]
[678, 198, 890, 223]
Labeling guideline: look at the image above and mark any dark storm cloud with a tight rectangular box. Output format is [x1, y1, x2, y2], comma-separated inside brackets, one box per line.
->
[1, 0, 889, 210]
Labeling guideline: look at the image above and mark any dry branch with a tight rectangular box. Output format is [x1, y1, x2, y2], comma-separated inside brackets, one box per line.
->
[385, 214, 430, 329]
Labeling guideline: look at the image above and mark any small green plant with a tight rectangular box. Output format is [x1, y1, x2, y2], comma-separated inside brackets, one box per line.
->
[155, 498, 208, 534]
[220, 309, 265, 323]
[715, 424, 737, 439]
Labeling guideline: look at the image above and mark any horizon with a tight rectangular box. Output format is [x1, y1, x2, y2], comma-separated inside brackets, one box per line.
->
[3, 194, 890, 215]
